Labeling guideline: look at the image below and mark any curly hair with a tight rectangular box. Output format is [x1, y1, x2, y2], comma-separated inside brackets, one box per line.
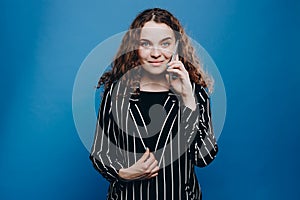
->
[97, 8, 214, 93]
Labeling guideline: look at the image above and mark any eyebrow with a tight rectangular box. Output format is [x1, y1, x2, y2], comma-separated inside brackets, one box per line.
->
[139, 37, 173, 42]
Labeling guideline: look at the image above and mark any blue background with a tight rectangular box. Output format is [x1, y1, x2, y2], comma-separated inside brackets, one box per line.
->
[1, 0, 299, 199]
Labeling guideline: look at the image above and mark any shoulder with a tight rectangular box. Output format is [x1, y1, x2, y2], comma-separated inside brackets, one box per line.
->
[102, 81, 132, 103]
[192, 82, 210, 102]
[102, 82, 117, 98]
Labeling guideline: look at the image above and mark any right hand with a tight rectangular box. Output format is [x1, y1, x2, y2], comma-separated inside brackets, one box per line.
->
[118, 148, 159, 180]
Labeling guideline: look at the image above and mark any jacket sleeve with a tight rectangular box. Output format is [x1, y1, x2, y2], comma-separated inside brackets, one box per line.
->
[180, 83, 218, 167]
[89, 85, 127, 188]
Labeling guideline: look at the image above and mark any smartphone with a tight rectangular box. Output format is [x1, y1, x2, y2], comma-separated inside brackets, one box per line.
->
[171, 40, 179, 61]
[168, 40, 179, 80]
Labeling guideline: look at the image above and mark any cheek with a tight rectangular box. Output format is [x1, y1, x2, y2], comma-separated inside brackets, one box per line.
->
[161, 47, 173, 59]
[138, 48, 150, 60]
[162, 51, 173, 59]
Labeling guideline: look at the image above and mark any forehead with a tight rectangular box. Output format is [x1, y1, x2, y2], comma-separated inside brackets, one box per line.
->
[140, 21, 175, 41]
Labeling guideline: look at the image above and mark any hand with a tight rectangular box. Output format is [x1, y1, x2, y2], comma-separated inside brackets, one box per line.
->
[166, 55, 196, 110]
[118, 148, 159, 180]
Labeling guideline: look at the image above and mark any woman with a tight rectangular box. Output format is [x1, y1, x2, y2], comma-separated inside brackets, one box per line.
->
[90, 8, 218, 200]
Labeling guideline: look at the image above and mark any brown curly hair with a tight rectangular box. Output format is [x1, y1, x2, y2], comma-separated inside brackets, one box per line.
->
[97, 8, 213, 93]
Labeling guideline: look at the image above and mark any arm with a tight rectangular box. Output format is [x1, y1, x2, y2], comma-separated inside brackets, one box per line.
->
[89, 86, 126, 188]
[90, 85, 159, 186]
[166, 57, 218, 167]
[180, 83, 218, 167]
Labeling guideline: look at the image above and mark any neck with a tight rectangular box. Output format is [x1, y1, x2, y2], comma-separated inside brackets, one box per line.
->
[140, 73, 169, 92]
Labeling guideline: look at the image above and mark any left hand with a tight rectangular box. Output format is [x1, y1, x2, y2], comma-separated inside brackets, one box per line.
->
[166, 55, 196, 110]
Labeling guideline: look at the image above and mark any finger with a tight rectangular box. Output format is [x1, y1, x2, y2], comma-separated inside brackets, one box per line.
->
[146, 155, 159, 174]
[167, 62, 185, 72]
[145, 172, 158, 179]
[151, 166, 160, 174]
[167, 63, 188, 74]
[166, 68, 185, 78]
[147, 158, 158, 172]
[147, 166, 160, 179]
[165, 73, 171, 84]
[134, 174, 148, 180]
[167, 60, 182, 67]
[144, 153, 156, 169]
[145, 172, 159, 179]
[139, 148, 150, 163]
[175, 54, 179, 61]
[150, 173, 158, 178]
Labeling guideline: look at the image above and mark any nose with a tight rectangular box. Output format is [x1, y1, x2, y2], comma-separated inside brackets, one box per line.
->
[150, 47, 162, 58]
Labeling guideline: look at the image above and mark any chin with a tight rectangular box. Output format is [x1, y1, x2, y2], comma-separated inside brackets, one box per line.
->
[142, 67, 166, 76]
[149, 71, 166, 76]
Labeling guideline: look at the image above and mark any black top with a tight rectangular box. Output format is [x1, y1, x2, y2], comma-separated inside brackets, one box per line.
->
[137, 90, 170, 151]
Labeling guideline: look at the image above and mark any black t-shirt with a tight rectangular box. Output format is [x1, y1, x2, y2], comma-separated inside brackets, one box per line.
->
[137, 90, 170, 151]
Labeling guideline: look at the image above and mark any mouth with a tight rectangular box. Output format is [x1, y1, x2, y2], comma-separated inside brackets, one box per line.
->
[147, 60, 165, 66]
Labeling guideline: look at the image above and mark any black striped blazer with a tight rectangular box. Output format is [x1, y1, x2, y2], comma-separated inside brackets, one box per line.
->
[90, 81, 218, 200]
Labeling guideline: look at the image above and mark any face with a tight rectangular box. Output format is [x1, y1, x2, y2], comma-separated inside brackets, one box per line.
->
[138, 21, 176, 76]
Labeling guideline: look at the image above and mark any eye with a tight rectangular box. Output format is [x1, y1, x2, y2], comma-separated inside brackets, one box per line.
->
[140, 41, 150, 48]
[161, 42, 171, 48]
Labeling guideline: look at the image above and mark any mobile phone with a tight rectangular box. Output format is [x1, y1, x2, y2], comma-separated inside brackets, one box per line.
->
[171, 40, 179, 61]
[168, 40, 179, 80]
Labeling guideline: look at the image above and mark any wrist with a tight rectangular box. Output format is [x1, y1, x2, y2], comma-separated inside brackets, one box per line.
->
[181, 95, 196, 111]
[118, 168, 129, 180]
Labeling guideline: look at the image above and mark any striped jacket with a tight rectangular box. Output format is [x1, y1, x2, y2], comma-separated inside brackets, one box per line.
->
[90, 81, 218, 200]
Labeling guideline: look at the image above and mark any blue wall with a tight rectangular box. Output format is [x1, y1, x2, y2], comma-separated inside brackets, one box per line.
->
[1, 0, 299, 199]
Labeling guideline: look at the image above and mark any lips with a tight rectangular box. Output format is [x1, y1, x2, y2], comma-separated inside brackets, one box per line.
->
[148, 60, 165, 66]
